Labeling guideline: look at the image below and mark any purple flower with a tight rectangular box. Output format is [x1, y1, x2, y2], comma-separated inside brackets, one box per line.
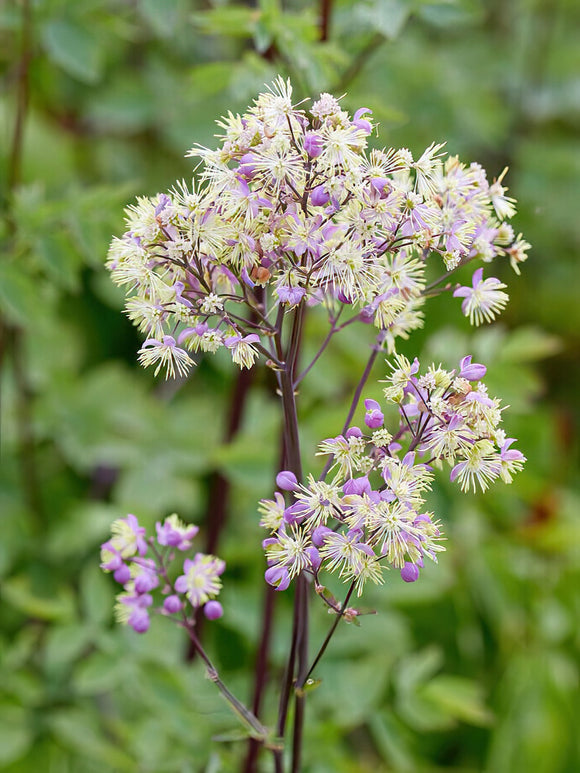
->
[283, 501, 309, 525]
[156, 514, 199, 551]
[107, 514, 147, 559]
[353, 108, 372, 134]
[345, 426, 363, 439]
[311, 525, 333, 547]
[265, 565, 291, 591]
[343, 476, 372, 496]
[276, 286, 306, 306]
[174, 554, 225, 608]
[459, 355, 487, 381]
[118, 592, 153, 634]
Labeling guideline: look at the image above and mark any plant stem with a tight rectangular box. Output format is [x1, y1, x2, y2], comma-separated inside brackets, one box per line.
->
[189, 364, 256, 658]
[183, 624, 273, 743]
[300, 581, 355, 686]
[320, 336, 382, 481]
[319, 0, 332, 41]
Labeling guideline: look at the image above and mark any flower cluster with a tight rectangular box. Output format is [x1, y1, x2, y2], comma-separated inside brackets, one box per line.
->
[260, 355, 525, 598]
[100, 513, 225, 633]
[107, 78, 527, 377]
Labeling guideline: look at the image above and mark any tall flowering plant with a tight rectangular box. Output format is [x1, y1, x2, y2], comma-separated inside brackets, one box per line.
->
[101, 78, 527, 771]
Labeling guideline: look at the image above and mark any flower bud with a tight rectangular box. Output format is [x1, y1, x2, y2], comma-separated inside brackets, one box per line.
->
[203, 601, 223, 620]
[304, 132, 323, 158]
[276, 470, 299, 490]
[163, 594, 183, 614]
[400, 562, 420, 583]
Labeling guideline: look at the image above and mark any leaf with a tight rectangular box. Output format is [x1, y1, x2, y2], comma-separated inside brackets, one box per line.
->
[44, 623, 93, 673]
[0, 705, 33, 766]
[80, 564, 113, 627]
[2, 574, 75, 622]
[41, 19, 104, 84]
[140, 0, 180, 37]
[419, 675, 494, 726]
[73, 652, 126, 694]
[498, 326, 562, 363]
[354, 0, 412, 39]
[47, 708, 135, 769]
[191, 7, 258, 37]
[0, 262, 40, 327]
[36, 232, 82, 292]
[190, 62, 234, 97]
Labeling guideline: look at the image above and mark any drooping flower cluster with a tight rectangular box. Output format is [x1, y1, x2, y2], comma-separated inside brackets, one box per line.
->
[100, 513, 225, 632]
[260, 355, 525, 598]
[107, 78, 527, 377]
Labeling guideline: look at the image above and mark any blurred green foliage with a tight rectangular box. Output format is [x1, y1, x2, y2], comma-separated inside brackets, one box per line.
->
[1, 0, 579, 770]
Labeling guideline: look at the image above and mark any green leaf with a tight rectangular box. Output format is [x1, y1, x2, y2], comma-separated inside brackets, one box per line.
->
[190, 62, 233, 98]
[354, 0, 412, 39]
[42, 19, 104, 84]
[80, 564, 113, 627]
[47, 708, 135, 769]
[36, 233, 81, 292]
[0, 705, 33, 766]
[0, 262, 40, 327]
[140, 0, 180, 37]
[498, 326, 562, 363]
[44, 623, 93, 673]
[2, 574, 75, 622]
[73, 652, 126, 694]
[191, 7, 258, 37]
[419, 675, 494, 726]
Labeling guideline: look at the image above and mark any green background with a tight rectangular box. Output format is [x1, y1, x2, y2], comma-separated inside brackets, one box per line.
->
[1, 0, 579, 770]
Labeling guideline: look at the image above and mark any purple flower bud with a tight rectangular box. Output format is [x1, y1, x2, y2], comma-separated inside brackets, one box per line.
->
[310, 184, 330, 207]
[129, 608, 150, 633]
[276, 470, 299, 490]
[304, 132, 323, 158]
[364, 399, 384, 429]
[345, 426, 363, 439]
[401, 562, 420, 583]
[134, 563, 159, 594]
[113, 564, 131, 585]
[459, 355, 487, 381]
[163, 595, 183, 614]
[203, 600, 223, 620]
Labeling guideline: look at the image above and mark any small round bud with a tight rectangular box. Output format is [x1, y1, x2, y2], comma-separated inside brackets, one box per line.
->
[276, 470, 299, 491]
[203, 601, 223, 621]
[401, 562, 420, 583]
[113, 564, 131, 585]
[163, 595, 183, 614]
